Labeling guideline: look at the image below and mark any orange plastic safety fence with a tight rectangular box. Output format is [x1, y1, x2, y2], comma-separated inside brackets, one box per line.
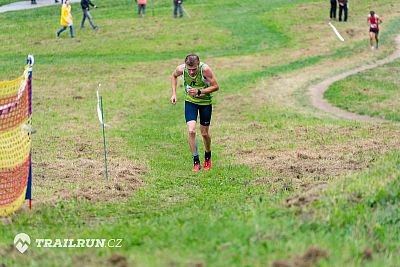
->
[0, 84, 29, 131]
[0, 158, 29, 206]
[0, 67, 31, 216]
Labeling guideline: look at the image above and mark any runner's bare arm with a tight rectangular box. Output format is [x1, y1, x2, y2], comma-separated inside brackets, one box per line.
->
[200, 65, 219, 94]
[170, 65, 184, 104]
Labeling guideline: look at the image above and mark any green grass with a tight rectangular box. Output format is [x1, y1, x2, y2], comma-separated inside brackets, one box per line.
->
[310, 151, 400, 265]
[325, 59, 400, 121]
[1, 0, 400, 266]
[0, 0, 16, 6]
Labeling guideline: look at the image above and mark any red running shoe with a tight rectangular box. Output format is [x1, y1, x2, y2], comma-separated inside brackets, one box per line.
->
[192, 162, 201, 172]
[203, 159, 212, 171]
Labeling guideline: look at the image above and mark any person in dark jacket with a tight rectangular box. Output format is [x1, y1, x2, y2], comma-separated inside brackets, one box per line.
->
[330, 0, 337, 19]
[338, 0, 348, 22]
[174, 0, 183, 18]
[80, 0, 98, 30]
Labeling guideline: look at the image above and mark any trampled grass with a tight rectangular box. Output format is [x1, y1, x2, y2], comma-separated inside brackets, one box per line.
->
[1, 0, 400, 266]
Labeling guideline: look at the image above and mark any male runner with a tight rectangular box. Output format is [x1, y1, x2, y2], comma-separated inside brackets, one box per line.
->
[368, 11, 383, 50]
[170, 54, 219, 171]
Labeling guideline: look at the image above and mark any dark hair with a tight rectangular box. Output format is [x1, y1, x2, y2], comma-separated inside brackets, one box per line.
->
[185, 54, 200, 66]
[370, 11, 375, 17]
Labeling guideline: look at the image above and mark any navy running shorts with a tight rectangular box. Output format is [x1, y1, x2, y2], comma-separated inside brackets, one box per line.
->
[184, 101, 212, 126]
[370, 29, 379, 35]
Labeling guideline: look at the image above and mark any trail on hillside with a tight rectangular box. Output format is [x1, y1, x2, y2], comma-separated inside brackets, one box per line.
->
[309, 35, 400, 123]
[2, 1, 398, 123]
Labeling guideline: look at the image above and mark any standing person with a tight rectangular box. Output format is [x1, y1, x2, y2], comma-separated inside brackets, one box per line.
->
[170, 54, 220, 171]
[80, 0, 98, 30]
[330, 0, 337, 19]
[137, 0, 147, 17]
[338, 0, 348, 22]
[368, 11, 383, 50]
[56, 0, 74, 38]
[173, 0, 183, 18]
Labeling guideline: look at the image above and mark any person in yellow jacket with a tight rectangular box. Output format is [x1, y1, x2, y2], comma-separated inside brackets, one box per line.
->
[56, 0, 74, 38]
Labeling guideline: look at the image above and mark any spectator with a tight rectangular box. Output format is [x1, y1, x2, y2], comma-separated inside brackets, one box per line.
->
[338, 0, 348, 22]
[56, 0, 74, 38]
[80, 0, 98, 30]
[330, 0, 337, 20]
[137, 0, 147, 17]
[174, 0, 183, 18]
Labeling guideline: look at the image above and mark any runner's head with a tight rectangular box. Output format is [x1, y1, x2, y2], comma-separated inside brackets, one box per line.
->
[370, 11, 375, 17]
[185, 54, 200, 78]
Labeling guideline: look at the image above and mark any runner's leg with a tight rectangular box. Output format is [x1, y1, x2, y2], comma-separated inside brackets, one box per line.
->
[370, 31, 374, 48]
[187, 121, 197, 155]
[185, 101, 199, 156]
[199, 104, 212, 152]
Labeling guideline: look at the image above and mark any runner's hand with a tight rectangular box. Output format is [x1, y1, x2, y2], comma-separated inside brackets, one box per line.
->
[170, 95, 177, 105]
[188, 88, 197, 97]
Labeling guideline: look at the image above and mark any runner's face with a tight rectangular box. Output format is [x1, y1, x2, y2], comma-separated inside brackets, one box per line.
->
[187, 64, 199, 77]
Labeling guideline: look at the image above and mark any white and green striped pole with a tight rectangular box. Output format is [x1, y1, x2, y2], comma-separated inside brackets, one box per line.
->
[97, 84, 109, 181]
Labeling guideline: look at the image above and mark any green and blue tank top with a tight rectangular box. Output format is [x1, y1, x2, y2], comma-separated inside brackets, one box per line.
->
[183, 62, 212, 105]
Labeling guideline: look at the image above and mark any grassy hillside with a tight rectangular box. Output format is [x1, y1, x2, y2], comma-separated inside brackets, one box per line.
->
[1, 0, 400, 266]
[325, 59, 400, 121]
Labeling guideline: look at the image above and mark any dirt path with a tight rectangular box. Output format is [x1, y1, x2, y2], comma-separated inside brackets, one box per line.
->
[0, 0, 79, 13]
[309, 35, 400, 123]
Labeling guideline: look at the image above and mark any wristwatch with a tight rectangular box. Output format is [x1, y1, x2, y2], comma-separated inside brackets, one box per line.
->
[197, 89, 202, 96]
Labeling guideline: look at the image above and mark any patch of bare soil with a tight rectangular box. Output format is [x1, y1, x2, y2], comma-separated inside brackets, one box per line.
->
[0, 217, 12, 224]
[362, 247, 373, 261]
[345, 28, 356, 38]
[272, 246, 328, 267]
[32, 155, 145, 204]
[0, 244, 17, 258]
[285, 183, 327, 208]
[107, 254, 128, 267]
[227, 124, 400, 207]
